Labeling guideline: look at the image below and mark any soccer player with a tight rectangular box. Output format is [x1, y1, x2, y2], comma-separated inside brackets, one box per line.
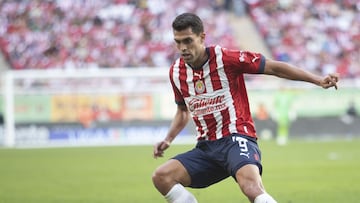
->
[152, 13, 339, 203]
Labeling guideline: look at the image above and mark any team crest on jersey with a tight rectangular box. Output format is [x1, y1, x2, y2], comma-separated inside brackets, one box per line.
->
[195, 80, 205, 94]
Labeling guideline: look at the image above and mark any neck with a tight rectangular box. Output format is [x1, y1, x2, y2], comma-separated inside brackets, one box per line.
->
[191, 47, 208, 69]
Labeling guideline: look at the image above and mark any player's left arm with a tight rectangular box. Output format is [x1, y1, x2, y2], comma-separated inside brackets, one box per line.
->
[263, 58, 339, 89]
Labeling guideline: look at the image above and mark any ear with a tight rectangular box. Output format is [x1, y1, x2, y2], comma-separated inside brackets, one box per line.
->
[200, 32, 206, 43]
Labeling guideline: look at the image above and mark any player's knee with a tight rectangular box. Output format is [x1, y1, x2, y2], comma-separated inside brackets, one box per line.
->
[152, 167, 165, 185]
[152, 165, 171, 186]
[239, 181, 263, 200]
[152, 165, 178, 195]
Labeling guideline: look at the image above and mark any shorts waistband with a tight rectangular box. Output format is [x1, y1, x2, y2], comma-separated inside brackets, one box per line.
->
[197, 133, 257, 143]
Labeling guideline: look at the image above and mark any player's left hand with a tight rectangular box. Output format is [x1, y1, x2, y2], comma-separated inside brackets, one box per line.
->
[153, 140, 171, 159]
[320, 73, 339, 89]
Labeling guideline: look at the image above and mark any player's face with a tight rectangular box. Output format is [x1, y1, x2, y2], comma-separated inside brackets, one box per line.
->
[173, 27, 205, 66]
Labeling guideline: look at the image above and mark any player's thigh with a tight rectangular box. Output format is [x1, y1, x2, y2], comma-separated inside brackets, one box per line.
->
[235, 164, 263, 187]
[174, 148, 229, 188]
[155, 158, 192, 186]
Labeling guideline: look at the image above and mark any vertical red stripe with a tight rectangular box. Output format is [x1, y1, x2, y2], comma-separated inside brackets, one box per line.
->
[170, 66, 183, 103]
[221, 109, 231, 137]
[208, 48, 222, 91]
[203, 114, 217, 140]
[178, 59, 190, 97]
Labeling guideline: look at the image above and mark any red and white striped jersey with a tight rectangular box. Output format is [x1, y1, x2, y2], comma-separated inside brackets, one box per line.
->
[169, 45, 266, 141]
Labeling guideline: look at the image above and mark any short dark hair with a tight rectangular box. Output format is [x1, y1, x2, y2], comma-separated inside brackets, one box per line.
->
[172, 13, 204, 35]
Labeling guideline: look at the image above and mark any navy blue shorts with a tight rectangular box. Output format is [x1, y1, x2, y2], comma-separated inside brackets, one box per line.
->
[173, 134, 262, 188]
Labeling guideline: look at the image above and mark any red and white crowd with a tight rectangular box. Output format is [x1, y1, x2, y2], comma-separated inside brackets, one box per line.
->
[246, 0, 359, 78]
[0, 0, 359, 78]
[0, 0, 236, 70]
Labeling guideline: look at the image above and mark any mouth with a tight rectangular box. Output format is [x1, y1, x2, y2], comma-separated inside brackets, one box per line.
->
[182, 53, 192, 60]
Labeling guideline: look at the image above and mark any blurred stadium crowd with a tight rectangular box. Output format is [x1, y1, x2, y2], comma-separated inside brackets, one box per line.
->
[0, 0, 237, 70]
[248, 0, 359, 78]
[0, 0, 359, 78]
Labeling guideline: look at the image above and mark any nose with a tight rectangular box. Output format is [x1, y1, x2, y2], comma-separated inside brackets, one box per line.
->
[178, 43, 187, 52]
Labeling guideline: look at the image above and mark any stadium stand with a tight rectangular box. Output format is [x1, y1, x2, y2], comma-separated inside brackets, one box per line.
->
[0, 0, 237, 70]
[245, 0, 360, 78]
[0, 0, 358, 78]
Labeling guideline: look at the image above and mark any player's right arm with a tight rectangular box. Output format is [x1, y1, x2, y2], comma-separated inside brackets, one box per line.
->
[263, 58, 339, 89]
[153, 104, 190, 158]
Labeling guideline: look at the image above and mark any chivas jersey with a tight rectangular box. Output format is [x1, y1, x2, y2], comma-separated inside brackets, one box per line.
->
[169, 45, 265, 140]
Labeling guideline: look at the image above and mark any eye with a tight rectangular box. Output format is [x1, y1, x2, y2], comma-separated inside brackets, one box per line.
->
[183, 38, 192, 44]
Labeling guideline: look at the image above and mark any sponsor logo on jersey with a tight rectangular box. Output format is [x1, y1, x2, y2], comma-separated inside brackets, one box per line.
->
[188, 95, 227, 116]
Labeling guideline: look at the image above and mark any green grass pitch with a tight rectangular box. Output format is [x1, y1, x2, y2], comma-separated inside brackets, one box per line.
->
[0, 138, 359, 203]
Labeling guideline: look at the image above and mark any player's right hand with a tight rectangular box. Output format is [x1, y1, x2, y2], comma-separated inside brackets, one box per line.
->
[153, 140, 171, 159]
[320, 73, 339, 90]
